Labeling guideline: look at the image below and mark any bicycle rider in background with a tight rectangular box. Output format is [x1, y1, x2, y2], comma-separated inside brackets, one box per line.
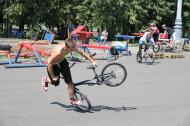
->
[148, 23, 160, 42]
[41, 37, 97, 105]
[161, 24, 176, 42]
[138, 29, 154, 56]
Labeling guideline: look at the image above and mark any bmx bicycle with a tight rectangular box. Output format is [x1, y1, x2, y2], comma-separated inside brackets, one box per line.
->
[142, 40, 160, 53]
[136, 43, 155, 65]
[63, 62, 127, 112]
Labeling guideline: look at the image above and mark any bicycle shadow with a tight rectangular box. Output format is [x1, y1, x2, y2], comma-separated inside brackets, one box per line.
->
[90, 105, 137, 112]
[51, 102, 137, 113]
[51, 102, 76, 111]
[138, 61, 161, 65]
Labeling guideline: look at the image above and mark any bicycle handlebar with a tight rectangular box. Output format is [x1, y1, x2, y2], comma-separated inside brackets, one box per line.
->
[69, 52, 97, 69]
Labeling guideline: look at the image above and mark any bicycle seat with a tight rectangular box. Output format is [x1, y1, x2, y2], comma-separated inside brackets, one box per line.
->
[87, 65, 96, 69]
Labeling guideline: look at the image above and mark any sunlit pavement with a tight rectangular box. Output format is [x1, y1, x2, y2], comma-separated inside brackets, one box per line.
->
[0, 48, 190, 126]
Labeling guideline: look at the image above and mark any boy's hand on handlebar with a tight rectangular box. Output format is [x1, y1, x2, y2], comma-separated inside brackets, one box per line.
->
[92, 61, 98, 67]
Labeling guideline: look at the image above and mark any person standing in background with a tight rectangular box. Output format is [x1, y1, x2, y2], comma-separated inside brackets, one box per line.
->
[101, 29, 108, 45]
[161, 24, 176, 41]
[97, 28, 102, 45]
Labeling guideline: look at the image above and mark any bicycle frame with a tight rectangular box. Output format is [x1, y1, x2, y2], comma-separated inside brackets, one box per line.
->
[142, 43, 151, 55]
[73, 68, 115, 87]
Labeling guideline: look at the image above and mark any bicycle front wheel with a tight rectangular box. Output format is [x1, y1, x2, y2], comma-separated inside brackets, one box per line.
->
[153, 43, 160, 53]
[74, 89, 91, 112]
[145, 52, 155, 65]
[101, 63, 127, 87]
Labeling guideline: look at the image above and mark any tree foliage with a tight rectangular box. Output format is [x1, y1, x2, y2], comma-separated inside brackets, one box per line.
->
[0, 0, 189, 39]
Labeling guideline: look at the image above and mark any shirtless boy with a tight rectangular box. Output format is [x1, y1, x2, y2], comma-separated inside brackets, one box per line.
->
[41, 37, 97, 105]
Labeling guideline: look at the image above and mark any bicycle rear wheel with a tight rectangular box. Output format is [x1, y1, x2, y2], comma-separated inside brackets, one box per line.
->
[101, 63, 127, 87]
[74, 89, 91, 112]
[145, 52, 155, 65]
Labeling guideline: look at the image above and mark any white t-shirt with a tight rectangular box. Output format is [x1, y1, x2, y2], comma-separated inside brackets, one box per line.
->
[101, 30, 108, 40]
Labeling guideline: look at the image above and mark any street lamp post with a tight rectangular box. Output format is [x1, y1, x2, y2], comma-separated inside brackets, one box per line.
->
[174, 0, 183, 39]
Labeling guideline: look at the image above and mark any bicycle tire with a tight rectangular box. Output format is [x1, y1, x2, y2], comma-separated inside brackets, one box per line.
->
[136, 53, 142, 63]
[101, 63, 127, 87]
[145, 52, 155, 65]
[153, 43, 160, 53]
[74, 89, 91, 112]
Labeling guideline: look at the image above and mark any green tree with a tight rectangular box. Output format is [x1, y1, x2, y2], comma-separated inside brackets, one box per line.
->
[88, 0, 176, 40]
[183, 0, 190, 36]
[1, 0, 189, 39]
[0, 0, 4, 29]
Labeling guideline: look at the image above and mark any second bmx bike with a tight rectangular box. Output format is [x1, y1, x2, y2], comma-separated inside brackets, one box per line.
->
[136, 44, 155, 65]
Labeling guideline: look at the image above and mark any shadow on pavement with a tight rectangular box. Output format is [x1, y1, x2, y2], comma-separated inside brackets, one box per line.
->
[137, 61, 161, 65]
[51, 102, 137, 113]
[90, 105, 137, 112]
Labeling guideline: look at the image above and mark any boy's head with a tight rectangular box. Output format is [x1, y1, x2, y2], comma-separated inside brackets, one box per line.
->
[149, 23, 156, 28]
[65, 37, 76, 48]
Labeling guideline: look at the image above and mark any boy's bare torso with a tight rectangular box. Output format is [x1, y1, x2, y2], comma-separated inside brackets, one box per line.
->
[48, 43, 75, 64]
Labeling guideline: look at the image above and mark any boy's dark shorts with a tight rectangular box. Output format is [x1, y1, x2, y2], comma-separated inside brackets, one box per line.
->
[47, 59, 72, 86]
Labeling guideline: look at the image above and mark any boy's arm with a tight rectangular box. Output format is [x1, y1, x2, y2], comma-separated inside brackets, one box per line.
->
[144, 32, 152, 43]
[144, 32, 148, 43]
[75, 48, 97, 66]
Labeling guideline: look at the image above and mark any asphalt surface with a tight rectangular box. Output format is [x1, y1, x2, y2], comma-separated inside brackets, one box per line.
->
[0, 49, 190, 126]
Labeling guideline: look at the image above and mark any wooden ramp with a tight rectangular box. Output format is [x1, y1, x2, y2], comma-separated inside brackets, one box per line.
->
[164, 53, 184, 58]
[154, 53, 164, 59]
[153, 53, 184, 59]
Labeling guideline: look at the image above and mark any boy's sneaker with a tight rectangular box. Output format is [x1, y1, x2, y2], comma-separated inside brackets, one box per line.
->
[70, 98, 82, 105]
[41, 77, 48, 91]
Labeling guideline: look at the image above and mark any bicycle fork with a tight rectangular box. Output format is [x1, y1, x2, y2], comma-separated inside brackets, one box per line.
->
[92, 69, 102, 84]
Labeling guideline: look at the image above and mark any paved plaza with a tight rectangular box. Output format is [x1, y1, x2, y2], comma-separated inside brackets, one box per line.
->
[0, 49, 190, 126]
